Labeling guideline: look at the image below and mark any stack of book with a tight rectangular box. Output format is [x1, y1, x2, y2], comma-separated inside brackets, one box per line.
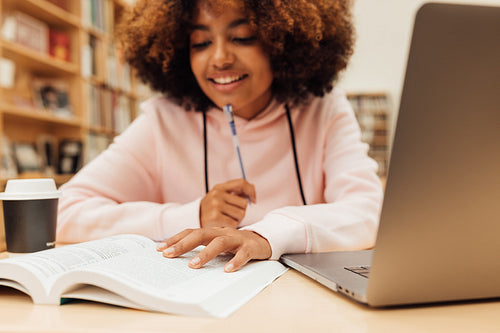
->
[1, 11, 71, 62]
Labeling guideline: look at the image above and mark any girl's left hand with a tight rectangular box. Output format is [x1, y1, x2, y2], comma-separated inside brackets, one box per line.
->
[156, 227, 272, 272]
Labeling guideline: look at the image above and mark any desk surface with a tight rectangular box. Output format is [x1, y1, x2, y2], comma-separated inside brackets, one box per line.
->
[0, 269, 499, 333]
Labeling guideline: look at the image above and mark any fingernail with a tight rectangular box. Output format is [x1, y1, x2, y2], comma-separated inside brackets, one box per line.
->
[156, 242, 167, 251]
[163, 247, 175, 257]
[190, 256, 201, 267]
[225, 263, 234, 272]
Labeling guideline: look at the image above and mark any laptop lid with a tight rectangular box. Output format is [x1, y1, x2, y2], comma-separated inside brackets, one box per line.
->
[281, 2, 500, 307]
[366, 2, 500, 306]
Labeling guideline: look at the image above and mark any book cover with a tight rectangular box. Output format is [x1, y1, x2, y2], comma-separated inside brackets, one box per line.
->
[49, 29, 71, 62]
[31, 78, 73, 119]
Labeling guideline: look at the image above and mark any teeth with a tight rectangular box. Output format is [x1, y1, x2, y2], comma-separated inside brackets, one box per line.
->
[212, 76, 242, 84]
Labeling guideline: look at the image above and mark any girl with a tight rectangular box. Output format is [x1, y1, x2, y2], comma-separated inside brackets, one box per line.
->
[57, 0, 383, 272]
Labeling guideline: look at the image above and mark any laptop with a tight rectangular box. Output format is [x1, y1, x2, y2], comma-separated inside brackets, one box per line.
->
[280, 3, 500, 307]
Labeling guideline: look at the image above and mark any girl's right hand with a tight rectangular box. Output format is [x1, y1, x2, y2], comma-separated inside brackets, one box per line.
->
[199, 179, 256, 229]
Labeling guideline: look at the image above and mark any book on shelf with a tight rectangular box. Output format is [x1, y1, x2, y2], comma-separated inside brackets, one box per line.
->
[114, 95, 133, 133]
[49, 29, 71, 62]
[0, 234, 287, 318]
[12, 142, 42, 174]
[106, 46, 132, 92]
[0, 58, 15, 89]
[58, 139, 83, 174]
[81, 35, 99, 78]
[87, 84, 110, 129]
[347, 93, 391, 176]
[81, 0, 109, 32]
[36, 135, 58, 176]
[86, 83, 133, 132]
[1, 11, 49, 54]
[0, 136, 18, 179]
[85, 133, 111, 163]
[31, 78, 73, 119]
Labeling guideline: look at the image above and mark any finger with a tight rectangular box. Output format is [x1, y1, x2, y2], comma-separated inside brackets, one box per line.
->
[205, 192, 246, 219]
[216, 179, 256, 203]
[162, 228, 221, 258]
[156, 229, 193, 251]
[222, 191, 249, 210]
[201, 195, 244, 226]
[188, 235, 236, 269]
[224, 247, 253, 272]
[220, 197, 247, 222]
[201, 203, 240, 228]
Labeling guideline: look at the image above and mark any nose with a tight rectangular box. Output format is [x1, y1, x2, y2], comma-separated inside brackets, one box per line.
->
[211, 39, 234, 69]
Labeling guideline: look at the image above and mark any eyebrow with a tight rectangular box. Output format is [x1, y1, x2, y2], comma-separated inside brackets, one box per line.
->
[191, 18, 250, 31]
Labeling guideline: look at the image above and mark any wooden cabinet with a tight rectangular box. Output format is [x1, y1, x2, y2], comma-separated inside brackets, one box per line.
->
[0, 0, 148, 188]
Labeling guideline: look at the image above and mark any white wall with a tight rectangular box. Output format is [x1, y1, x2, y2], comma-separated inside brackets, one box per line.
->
[339, 0, 500, 123]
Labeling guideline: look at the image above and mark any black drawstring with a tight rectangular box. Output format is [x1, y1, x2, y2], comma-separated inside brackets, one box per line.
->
[285, 104, 307, 205]
[202, 104, 307, 205]
[203, 110, 209, 194]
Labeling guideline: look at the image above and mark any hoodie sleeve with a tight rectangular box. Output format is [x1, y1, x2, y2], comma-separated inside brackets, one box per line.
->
[242, 92, 383, 259]
[56, 105, 201, 244]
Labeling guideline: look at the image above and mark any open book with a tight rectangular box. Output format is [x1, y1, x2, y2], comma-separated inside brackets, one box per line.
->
[0, 234, 287, 318]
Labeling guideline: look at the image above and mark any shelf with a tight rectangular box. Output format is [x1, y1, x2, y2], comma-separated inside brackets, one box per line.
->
[86, 125, 116, 136]
[0, 0, 142, 188]
[83, 25, 108, 40]
[0, 173, 73, 189]
[1, 40, 78, 76]
[0, 104, 81, 127]
[2, 0, 80, 28]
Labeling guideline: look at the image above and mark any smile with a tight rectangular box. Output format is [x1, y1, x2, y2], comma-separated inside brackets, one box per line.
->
[210, 75, 247, 85]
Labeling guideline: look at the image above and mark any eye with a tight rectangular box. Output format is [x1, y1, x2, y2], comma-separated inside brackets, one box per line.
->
[191, 40, 211, 50]
[232, 36, 257, 45]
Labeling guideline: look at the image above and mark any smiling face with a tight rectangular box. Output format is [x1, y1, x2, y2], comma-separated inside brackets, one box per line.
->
[189, 2, 274, 120]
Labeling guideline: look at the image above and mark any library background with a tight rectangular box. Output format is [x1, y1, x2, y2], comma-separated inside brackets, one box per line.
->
[0, 0, 391, 247]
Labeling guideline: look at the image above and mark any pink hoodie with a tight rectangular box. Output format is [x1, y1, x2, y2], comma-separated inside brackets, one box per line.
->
[57, 88, 383, 259]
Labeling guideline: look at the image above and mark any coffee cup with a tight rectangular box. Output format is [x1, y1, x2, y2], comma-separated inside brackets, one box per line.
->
[0, 178, 61, 254]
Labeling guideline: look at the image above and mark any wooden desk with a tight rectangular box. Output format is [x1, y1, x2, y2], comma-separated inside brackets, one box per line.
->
[0, 269, 499, 333]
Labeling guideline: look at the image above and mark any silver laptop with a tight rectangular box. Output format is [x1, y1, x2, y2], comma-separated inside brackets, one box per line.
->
[280, 2, 500, 307]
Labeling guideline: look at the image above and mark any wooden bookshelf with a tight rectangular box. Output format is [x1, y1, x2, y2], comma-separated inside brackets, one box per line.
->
[0, 0, 149, 187]
[347, 92, 391, 177]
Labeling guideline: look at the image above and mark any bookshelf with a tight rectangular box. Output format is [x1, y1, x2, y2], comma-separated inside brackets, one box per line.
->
[347, 92, 391, 177]
[0, 0, 149, 189]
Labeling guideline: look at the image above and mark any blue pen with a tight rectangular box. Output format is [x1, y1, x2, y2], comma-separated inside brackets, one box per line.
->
[223, 104, 250, 203]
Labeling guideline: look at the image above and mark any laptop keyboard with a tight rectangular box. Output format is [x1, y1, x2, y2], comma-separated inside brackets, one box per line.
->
[344, 266, 371, 278]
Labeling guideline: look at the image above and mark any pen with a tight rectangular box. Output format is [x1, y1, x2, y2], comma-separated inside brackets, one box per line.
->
[223, 104, 250, 203]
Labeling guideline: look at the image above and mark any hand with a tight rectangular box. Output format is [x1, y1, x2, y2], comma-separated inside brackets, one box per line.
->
[156, 227, 272, 272]
[200, 179, 256, 229]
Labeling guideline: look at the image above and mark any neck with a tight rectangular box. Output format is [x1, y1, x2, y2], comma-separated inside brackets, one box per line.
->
[230, 92, 273, 120]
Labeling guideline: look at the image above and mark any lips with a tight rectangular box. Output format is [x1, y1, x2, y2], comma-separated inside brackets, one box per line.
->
[209, 74, 247, 85]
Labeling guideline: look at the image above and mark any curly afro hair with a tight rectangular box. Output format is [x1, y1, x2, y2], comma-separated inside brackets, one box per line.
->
[117, 0, 355, 111]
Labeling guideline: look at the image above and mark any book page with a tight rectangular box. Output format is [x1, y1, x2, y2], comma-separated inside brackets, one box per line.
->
[53, 247, 287, 317]
[0, 234, 154, 303]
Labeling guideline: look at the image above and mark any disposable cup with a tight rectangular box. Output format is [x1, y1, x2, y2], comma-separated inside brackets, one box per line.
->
[0, 178, 61, 254]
